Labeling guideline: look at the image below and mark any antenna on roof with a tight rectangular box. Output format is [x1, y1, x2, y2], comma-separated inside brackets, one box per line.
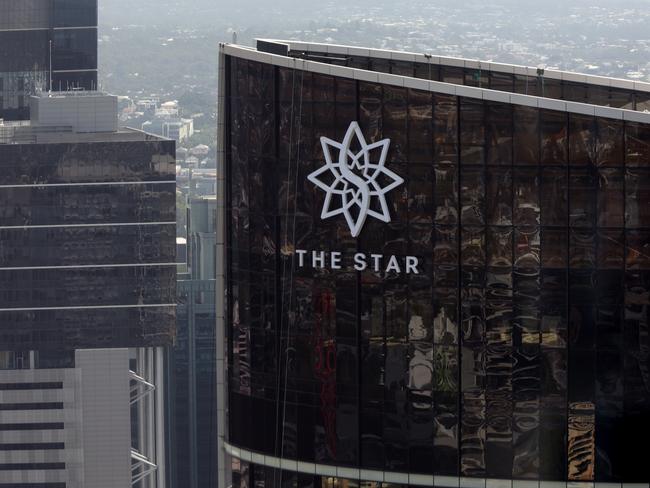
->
[48, 40, 53, 92]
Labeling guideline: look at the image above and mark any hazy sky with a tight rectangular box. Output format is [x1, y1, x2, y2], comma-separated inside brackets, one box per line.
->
[100, 0, 650, 28]
[98, 0, 650, 96]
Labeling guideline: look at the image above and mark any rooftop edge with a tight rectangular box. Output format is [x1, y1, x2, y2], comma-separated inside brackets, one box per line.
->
[220, 42, 650, 125]
[257, 38, 650, 94]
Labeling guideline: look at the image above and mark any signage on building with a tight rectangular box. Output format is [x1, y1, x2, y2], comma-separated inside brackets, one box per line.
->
[307, 121, 404, 237]
[295, 250, 420, 274]
[298, 122, 418, 274]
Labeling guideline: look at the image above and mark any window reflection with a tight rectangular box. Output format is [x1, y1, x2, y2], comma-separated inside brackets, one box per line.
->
[597, 168, 624, 227]
[486, 102, 512, 165]
[226, 56, 650, 483]
[514, 106, 539, 165]
[461, 168, 485, 226]
[541, 110, 568, 166]
[486, 169, 512, 225]
[434, 164, 458, 225]
[626, 169, 650, 228]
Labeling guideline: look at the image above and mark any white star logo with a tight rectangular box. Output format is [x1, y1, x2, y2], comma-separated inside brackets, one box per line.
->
[307, 122, 404, 237]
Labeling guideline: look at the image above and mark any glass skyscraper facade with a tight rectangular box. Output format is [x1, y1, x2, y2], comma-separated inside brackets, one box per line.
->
[0, 0, 97, 120]
[218, 41, 650, 487]
[172, 196, 219, 488]
[0, 126, 176, 351]
[1, 0, 167, 481]
[0, 91, 175, 487]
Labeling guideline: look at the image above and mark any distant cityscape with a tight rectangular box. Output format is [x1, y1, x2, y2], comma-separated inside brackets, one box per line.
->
[100, 0, 650, 163]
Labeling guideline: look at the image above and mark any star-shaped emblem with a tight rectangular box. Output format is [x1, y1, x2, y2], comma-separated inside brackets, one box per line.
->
[307, 121, 404, 237]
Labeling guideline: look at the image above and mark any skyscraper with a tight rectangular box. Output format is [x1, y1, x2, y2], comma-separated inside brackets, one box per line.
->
[0, 1, 175, 485]
[0, 93, 175, 351]
[218, 40, 650, 488]
[0, 92, 175, 487]
[0, 0, 98, 120]
[172, 195, 218, 488]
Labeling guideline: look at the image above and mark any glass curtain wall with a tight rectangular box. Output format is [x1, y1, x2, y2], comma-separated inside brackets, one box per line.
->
[225, 55, 650, 484]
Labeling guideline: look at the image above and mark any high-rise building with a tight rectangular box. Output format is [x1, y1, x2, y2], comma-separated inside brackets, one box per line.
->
[0, 0, 98, 120]
[0, 92, 176, 351]
[0, 92, 175, 487]
[172, 195, 218, 488]
[217, 40, 650, 488]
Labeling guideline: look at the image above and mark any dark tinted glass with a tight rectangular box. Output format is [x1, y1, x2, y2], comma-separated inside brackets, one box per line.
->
[53, 28, 97, 70]
[0, 266, 175, 308]
[0, 0, 97, 119]
[0, 136, 175, 350]
[287, 51, 650, 114]
[0, 225, 175, 267]
[53, 0, 97, 27]
[0, 0, 52, 30]
[0, 141, 175, 185]
[225, 55, 650, 483]
[0, 31, 49, 72]
[0, 183, 175, 226]
[0, 307, 174, 349]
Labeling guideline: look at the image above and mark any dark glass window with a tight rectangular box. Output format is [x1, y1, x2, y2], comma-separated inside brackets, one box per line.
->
[596, 119, 624, 166]
[460, 99, 485, 165]
[408, 90, 433, 164]
[563, 82, 588, 103]
[53, 0, 97, 27]
[489, 72, 514, 92]
[541, 110, 568, 165]
[514, 106, 539, 165]
[461, 168, 485, 226]
[486, 102, 512, 165]
[225, 55, 650, 483]
[541, 168, 568, 226]
[609, 89, 634, 109]
[569, 115, 596, 166]
[626, 169, 650, 228]
[514, 168, 540, 226]
[486, 168, 512, 225]
[636, 93, 650, 112]
[539, 78, 562, 99]
[587, 84, 610, 107]
[440, 66, 463, 85]
[570, 168, 597, 227]
[414, 62, 439, 81]
[514, 75, 537, 96]
[52, 26, 97, 74]
[464, 68, 487, 88]
[0, 183, 174, 227]
[597, 169, 624, 227]
[626, 122, 650, 166]
[433, 94, 458, 155]
[0, 31, 49, 72]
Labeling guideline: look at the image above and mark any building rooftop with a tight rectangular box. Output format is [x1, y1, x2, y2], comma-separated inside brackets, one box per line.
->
[220, 40, 650, 124]
[0, 91, 171, 145]
[0, 122, 170, 145]
[256, 38, 650, 96]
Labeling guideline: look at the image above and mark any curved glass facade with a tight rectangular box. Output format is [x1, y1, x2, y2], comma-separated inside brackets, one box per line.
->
[223, 49, 650, 485]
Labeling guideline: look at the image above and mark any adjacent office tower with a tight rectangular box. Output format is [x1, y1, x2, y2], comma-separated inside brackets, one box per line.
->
[218, 40, 650, 487]
[0, 2, 173, 486]
[0, 0, 98, 120]
[173, 195, 218, 488]
[0, 92, 176, 487]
